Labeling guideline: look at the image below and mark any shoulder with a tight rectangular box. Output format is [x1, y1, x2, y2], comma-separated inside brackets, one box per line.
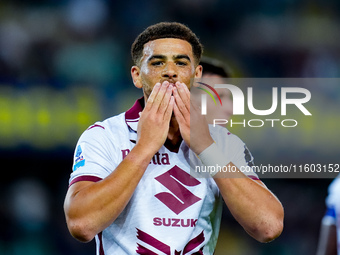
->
[77, 113, 128, 144]
[326, 177, 340, 207]
[83, 113, 126, 135]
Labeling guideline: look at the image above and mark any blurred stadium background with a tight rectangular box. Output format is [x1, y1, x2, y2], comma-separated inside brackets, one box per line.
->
[0, 0, 339, 254]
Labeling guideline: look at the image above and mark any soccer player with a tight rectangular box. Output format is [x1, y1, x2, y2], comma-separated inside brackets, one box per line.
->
[316, 176, 340, 255]
[200, 56, 232, 79]
[195, 56, 234, 125]
[63, 22, 284, 254]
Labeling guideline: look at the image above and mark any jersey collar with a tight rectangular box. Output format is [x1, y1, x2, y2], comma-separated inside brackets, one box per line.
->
[125, 97, 145, 132]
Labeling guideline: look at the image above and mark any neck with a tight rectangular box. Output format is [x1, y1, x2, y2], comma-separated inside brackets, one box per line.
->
[165, 116, 183, 152]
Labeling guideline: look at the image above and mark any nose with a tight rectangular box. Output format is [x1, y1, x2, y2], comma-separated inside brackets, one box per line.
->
[162, 62, 177, 80]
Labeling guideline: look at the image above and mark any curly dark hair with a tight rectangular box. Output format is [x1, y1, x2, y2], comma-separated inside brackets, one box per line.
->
[131, 22, 203, 66]
[200, 56, 232, 78]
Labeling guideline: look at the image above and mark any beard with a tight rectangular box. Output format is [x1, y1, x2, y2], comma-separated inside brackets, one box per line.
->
[140, 78, 153, 99]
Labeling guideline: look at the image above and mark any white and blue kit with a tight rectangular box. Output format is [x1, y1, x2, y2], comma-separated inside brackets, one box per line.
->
[323, 176, 340, 254]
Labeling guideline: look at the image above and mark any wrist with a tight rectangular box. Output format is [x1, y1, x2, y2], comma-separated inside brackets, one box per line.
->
[197, 142, 231, 177]
[129, 143, 157, 166]
[191, 136, 214, 155]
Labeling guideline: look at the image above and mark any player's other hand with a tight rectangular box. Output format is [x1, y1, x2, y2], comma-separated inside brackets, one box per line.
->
[173, 82, 213, 154]
[137, 81, 174, 155]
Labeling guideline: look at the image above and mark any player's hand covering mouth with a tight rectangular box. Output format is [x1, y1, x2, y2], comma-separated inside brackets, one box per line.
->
[160, 79, 177, 87]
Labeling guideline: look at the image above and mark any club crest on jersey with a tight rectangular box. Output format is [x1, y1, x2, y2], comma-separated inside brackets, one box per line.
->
[73, 145, 85, 171]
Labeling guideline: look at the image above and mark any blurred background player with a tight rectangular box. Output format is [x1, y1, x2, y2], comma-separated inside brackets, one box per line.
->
[316, 176, 340, 255]
[193, 56, 234, 125]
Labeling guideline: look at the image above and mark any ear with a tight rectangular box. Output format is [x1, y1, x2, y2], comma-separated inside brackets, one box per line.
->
[131, 66, 142, 89]
[194, 65, 203, 78]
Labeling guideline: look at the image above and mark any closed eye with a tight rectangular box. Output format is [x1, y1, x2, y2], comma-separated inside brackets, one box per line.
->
[151, 61, 164, 66]
[176, 61, 188, 66]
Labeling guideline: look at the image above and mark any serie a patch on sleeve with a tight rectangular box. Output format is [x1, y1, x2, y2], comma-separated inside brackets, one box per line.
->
[73, 144, 85, 171]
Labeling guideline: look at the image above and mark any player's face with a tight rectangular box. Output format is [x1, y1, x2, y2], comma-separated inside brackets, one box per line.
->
[132, 38, 202, 98]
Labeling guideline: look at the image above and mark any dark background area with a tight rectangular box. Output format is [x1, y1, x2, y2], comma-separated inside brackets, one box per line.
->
[0, 0, 339, 254]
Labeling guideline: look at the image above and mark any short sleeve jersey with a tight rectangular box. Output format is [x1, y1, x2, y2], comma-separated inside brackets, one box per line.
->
[324, 176, 340, 254]
[69, 97, 259, 255]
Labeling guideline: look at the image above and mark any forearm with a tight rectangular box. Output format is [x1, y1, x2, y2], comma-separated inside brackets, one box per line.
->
[214, 164, 284, 243]
[64, 144, 154, 242]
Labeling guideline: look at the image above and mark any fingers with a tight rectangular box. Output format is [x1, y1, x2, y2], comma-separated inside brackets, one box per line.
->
[160, 83, 173, 113]
[173, 97, 185, 124]
[175, 82, 190, 107]
[144, 82, 161, 111]
[164, 96, 174, 122]
[144, 81, 173, 118]
[173, 82, 190, 117]
[144, 81, 190, 120]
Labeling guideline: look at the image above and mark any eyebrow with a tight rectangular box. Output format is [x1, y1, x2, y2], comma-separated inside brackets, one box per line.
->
[147, 55, 166, 63]
[147, 54, 192, 63]
[174, 54, 191, 62]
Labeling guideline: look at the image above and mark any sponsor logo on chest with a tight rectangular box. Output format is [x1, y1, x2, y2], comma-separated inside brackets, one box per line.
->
[121, 149, 201, 228]
[121, 149, 170, 165]
[153, 217, 197, 228]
